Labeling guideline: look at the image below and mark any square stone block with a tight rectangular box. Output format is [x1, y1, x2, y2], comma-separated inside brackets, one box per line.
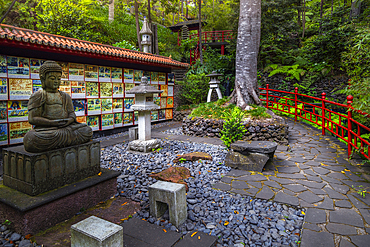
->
[2, 140, 101, 196]
[71, 216, 123, 247]
[129, 127, 138, 141]
[149, 181, 186, 228]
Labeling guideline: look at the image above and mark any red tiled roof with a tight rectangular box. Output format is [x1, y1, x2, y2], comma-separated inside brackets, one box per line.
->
[0, 24, 189, 68]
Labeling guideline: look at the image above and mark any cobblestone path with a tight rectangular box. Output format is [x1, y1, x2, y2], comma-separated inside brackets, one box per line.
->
[212, 118, 370, 247]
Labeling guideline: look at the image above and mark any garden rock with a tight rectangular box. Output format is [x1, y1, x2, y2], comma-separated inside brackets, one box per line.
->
[225, 141, 277, 172]
[149, 167, 191, 191]
[173, 152, 213, 163]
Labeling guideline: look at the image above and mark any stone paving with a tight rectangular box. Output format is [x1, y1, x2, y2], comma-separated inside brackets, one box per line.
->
[210, 118, 370, 247]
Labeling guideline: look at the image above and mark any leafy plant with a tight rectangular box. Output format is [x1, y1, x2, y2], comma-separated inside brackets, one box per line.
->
[352, 185, 368, 198]
[179, 158, 186, 163]
[268, 64, 306, 81]
[2, 219, 11, 226]
[177, 73, 209, 105]
[220, 107, 247, 149]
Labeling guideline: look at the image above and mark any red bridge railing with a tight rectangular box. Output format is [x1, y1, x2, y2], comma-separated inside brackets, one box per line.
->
[259, 84, 370, 161]
[189, 30, 234, 43]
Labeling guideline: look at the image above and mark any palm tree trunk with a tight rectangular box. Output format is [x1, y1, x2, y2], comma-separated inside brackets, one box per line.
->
[302, 0, 306, 38]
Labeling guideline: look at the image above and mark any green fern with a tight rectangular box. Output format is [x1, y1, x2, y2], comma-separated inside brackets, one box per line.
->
[268, 64, 306, 81]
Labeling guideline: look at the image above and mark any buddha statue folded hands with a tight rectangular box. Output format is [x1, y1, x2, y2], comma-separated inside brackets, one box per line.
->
[23, 61, 92, 153]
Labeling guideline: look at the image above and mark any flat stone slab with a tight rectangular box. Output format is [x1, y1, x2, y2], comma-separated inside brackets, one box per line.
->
[230, 141, 278, 154]
[274, 192, 299, 206]
[174, 231, 217, 247]
[305, 208, 327, 224]
[335, 200, 352, 208]
[315, 197, 334, 210]
[255, 186, 274, 200]
[326, 223, 357, 235]
[122, 217, 182, 247]
[225, 150, 269, 173]
[350, 235, 370, 247]
[301, 229, 334, 247]
[284, 184, 307, 193]
[329, 209, 364, 227]
[339, 239, 356, 247]
[298, 191, 323, 204]
[173, 152, 212, 163]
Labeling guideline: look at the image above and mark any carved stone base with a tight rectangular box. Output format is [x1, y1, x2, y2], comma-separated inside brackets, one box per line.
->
[2, 141, 100, 196]
[128, 139, 161, 153]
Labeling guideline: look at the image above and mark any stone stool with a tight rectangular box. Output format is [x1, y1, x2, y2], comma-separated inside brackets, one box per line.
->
[71, 216, 123, 247]
[149, 181, 187, 228]
[225, 141, 278, 172]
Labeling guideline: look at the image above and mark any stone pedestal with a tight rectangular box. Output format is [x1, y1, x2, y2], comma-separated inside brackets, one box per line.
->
[0, 169, 120, 235]
[225, 141, 278, 172]
[149, 181, 187, 228]
[2, 141, 100, 196]
[128, 139, 161, 153]
[71, 216, 123, 247]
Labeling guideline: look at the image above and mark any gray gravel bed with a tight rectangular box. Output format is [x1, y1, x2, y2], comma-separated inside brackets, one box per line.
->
[162, 127, 184, 135]
[102, 140, 305, 247]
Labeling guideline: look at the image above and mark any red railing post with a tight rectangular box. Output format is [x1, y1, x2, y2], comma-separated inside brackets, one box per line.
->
[266, 84, 269, 109]
[222, 31, 224, 42]
[347, 95, 353, 158]
[321, 92, 326, 136]
[294, 87, 298, 122]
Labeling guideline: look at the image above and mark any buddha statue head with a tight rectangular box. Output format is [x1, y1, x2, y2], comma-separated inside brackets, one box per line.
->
[39, 61, 63, 91]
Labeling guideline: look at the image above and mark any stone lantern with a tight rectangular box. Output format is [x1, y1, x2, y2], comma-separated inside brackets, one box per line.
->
[206, 71, 223, 102]
[127, 76, 162, 152]
[139, 17, 153, 53]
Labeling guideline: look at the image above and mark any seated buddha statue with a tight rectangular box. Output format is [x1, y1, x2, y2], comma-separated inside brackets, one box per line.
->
[23, 61, 92, 153]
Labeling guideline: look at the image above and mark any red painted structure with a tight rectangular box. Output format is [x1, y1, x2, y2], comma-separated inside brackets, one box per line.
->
[189, 30, 235, 64]
[259, 84, 370, 161]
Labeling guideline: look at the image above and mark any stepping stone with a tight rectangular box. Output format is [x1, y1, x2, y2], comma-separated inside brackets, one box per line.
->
[289, 157, 306, 163]
[277, 173, 306, 179]
[174, 230, 217, 247]
[263, 180, 282, 189]
[122, 217, 182, 247]
[305, 208, 326, 224]
[329, 209, 364, 227]
[230, 189, 250, 196]
[326, 166, 346, 172]
[324, 188, 347, 200]
[300, 200, 315, 208]
[284, 184, 307, 193]
[298, 191, 323, 203]
[297, 180, 326, 189]
[331, 184, 350, 194]
[277, 166, 300, 173]
[269, 177, 294, 184]
[299, 164, 310, 170]
[275, 160, 296, 167]
[312, 167, 330, 175]
[248, 181, 262, 188]
[350, 235, 370, 247]
[300, 229, 334, 247]
[244, 187, 259, 196]
[274, 192, 299, 206]
[283, 189, 296, 196]
[327, 172, 347, 180]
[212, 182, 231, 191]
[308, 188, 327, 195]
[359, 209, 370, 225]
[321, 175, 343, 185]
[353, 193, 370, 207]
[315, 197, 334, 210]
[237, 174, 267, 181]
[256, 186, 275, 200]
[303, 222, 321, 232]
[339, 239, 356, 247]
[305, 175, 323, 182]
[344, 173, 366, 182]
[304, 169, 319, 176]
[326, 223, 357, 235]
[225, 169, 251, 177]
[335, 200, 352, 208]
[347, 194, 370, 209]
[220, 176, 232, 184]
[173, 152, 212, 163]
[231, 180, 250, 190]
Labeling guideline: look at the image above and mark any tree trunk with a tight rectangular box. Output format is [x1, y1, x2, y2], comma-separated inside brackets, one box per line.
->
[198, 0, 203, 64]
[186, 0, 188, 19]
[302, 0, 306, 38]
[135, 0, 142, 51]
[297, 0, 301, 27]
[108, 0, 114, 23]
[230, 0, 262, 109]
[147, 0, 151, 24]
[319, 0, 324, 33]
